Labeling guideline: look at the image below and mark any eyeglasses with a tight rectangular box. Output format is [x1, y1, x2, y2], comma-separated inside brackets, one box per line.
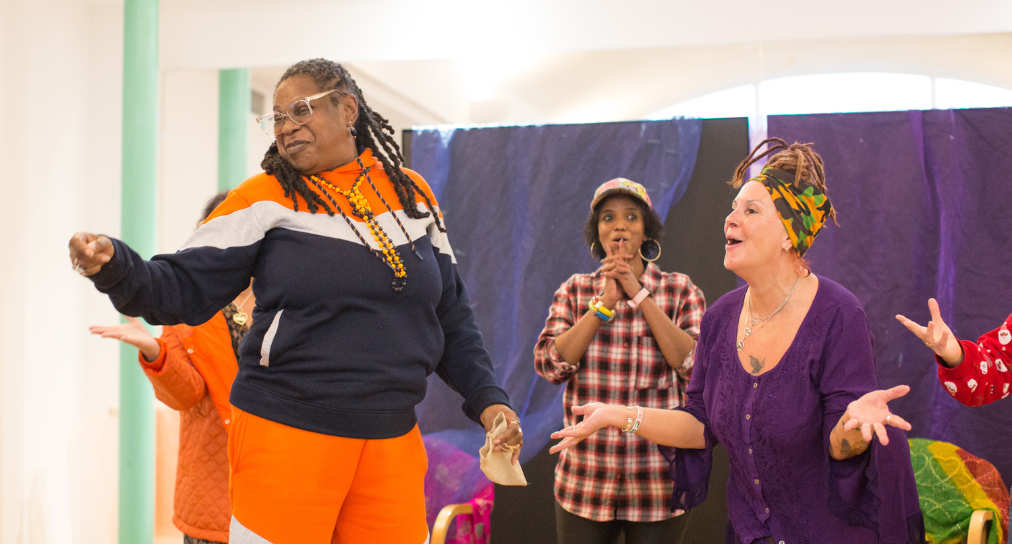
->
[255, 89, 343, 136]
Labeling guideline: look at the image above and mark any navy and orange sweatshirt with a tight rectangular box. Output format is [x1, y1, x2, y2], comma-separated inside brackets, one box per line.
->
[91, 149, 510, 439]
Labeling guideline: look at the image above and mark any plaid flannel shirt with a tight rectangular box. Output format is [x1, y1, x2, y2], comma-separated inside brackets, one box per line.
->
[534, 262, 705, 522]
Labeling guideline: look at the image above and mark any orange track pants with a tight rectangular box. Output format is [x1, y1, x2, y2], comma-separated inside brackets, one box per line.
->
[228, 406, 429, 544]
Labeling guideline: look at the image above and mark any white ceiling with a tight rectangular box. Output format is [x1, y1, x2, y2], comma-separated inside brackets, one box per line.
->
[149, 0, 1012, 69]
[248, 31, 1012, 129]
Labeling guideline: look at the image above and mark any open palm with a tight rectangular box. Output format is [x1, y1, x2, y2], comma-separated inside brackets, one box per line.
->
[89, 316, 160, 361]
[842, 385, 912, 445]
[549, 402, 612, 454]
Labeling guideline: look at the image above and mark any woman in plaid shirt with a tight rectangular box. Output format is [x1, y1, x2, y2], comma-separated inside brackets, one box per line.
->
[534, 178, 706, 544]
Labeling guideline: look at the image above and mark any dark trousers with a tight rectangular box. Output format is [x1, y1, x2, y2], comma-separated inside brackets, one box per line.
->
[555, 501, 690, 544]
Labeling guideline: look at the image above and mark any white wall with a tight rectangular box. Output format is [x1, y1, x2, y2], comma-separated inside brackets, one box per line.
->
[0, 1, 123, 542]
[158, 70, 219, 251]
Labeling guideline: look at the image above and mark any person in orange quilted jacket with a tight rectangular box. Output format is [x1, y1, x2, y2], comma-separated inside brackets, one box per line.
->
[90, 192, 250, 544]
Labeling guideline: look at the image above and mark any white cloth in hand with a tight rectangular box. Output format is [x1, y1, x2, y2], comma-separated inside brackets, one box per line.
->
[479, 412, 527, 486]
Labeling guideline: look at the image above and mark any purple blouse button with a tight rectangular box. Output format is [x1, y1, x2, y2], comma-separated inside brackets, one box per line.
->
[754, 479, 759, 485]
[745, 414, 751, 420]
[765, 508, 769, 513]
[753, 382, 757, 388]
[748, 448, 753, 454]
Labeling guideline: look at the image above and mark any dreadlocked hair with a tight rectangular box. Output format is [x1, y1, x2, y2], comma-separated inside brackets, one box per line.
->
[260, 58, 445, 232]
[729, 137, 838, 225]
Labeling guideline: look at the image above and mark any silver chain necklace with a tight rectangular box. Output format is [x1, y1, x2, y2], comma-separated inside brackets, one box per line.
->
[736, 275, 801, 351]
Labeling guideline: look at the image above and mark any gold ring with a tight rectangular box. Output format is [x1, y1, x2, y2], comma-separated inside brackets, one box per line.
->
[925, 341, 935, 348]
[577, 427, 584, 438]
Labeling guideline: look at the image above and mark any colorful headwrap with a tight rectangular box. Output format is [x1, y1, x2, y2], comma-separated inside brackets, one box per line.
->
[752, 167, 833, 257]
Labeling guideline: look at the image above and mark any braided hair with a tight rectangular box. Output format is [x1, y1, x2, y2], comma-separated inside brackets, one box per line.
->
[260, 59, 445, 232]
[729, 137, 838, 225]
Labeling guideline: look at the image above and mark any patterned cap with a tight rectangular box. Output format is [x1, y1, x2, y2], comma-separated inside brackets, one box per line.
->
[590, 178, 652, 211]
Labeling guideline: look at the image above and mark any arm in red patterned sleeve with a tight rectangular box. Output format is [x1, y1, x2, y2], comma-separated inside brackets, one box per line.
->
[534, 278, 581, 385]
[937, 312, 1012, 406]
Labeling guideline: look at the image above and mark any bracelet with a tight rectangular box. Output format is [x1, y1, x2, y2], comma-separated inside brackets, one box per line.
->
[589, 297, 615, 323]
[622, 406, 644, 434]
[627, 287, 652, 309]
[622, 415, 634, 433]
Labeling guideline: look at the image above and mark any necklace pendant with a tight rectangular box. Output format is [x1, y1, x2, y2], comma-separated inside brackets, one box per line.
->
[736, 339, 744, 351]
[744, 326, 752, 336]
[232, 311, 248, 326]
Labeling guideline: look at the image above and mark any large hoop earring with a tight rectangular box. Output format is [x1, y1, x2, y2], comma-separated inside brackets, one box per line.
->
[639, 239, 661, 262]
[589, 241, 601, 260]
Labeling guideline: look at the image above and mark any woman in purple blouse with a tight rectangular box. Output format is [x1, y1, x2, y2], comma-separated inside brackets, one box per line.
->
[551, 138, 925, 544]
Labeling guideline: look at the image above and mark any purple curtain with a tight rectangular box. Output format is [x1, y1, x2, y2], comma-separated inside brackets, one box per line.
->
[768, 108, 1012, 484]
[410, 119, 703, 522]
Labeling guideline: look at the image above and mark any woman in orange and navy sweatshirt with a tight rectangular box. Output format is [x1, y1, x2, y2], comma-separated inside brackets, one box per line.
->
[70, 59, 523, 544]
[89, 193, 244, 544]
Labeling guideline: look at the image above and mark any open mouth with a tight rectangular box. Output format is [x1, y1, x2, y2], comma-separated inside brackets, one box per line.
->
[611, 236, 629, 244]
[726, 237, 743, 247]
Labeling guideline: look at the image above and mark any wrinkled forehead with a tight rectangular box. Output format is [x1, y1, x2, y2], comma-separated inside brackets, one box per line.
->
[734, 180, 773, 206]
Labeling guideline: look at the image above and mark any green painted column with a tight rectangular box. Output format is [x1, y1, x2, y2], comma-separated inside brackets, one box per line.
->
[120, 0, 158, 542]
[219, 68, 250, 191]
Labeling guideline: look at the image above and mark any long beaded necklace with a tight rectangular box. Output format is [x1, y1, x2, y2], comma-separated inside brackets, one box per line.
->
[736, 275, 800, 351]
[307, 158, 419, 292]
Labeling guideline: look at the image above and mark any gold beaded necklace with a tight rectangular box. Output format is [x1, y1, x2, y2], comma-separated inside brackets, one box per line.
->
[308, 161, 412, 292]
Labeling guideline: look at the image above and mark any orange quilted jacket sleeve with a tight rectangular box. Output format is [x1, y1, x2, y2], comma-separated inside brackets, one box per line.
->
[139, 326, 206, 413]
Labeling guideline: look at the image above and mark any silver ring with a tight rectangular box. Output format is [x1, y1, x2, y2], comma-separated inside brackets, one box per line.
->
[885, 415, 892, 425]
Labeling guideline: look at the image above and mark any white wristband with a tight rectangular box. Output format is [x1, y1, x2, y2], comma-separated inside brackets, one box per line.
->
[627, 287, 651, 308]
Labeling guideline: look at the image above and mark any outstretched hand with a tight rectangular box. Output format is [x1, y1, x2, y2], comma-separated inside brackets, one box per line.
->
[89, 316, 161, 361]
[69, 232, 114, 277]
[895, 298, 963, 366]
[841, 385, 912, 446]
[549, 402, 613, 454]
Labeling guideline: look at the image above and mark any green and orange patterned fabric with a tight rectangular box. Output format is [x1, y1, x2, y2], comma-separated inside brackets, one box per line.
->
[909, 438, 1009, 544]
[753, 167, 834, 257]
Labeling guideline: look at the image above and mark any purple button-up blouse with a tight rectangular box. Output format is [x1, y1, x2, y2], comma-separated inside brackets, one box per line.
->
[660, 277, 924, 544]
